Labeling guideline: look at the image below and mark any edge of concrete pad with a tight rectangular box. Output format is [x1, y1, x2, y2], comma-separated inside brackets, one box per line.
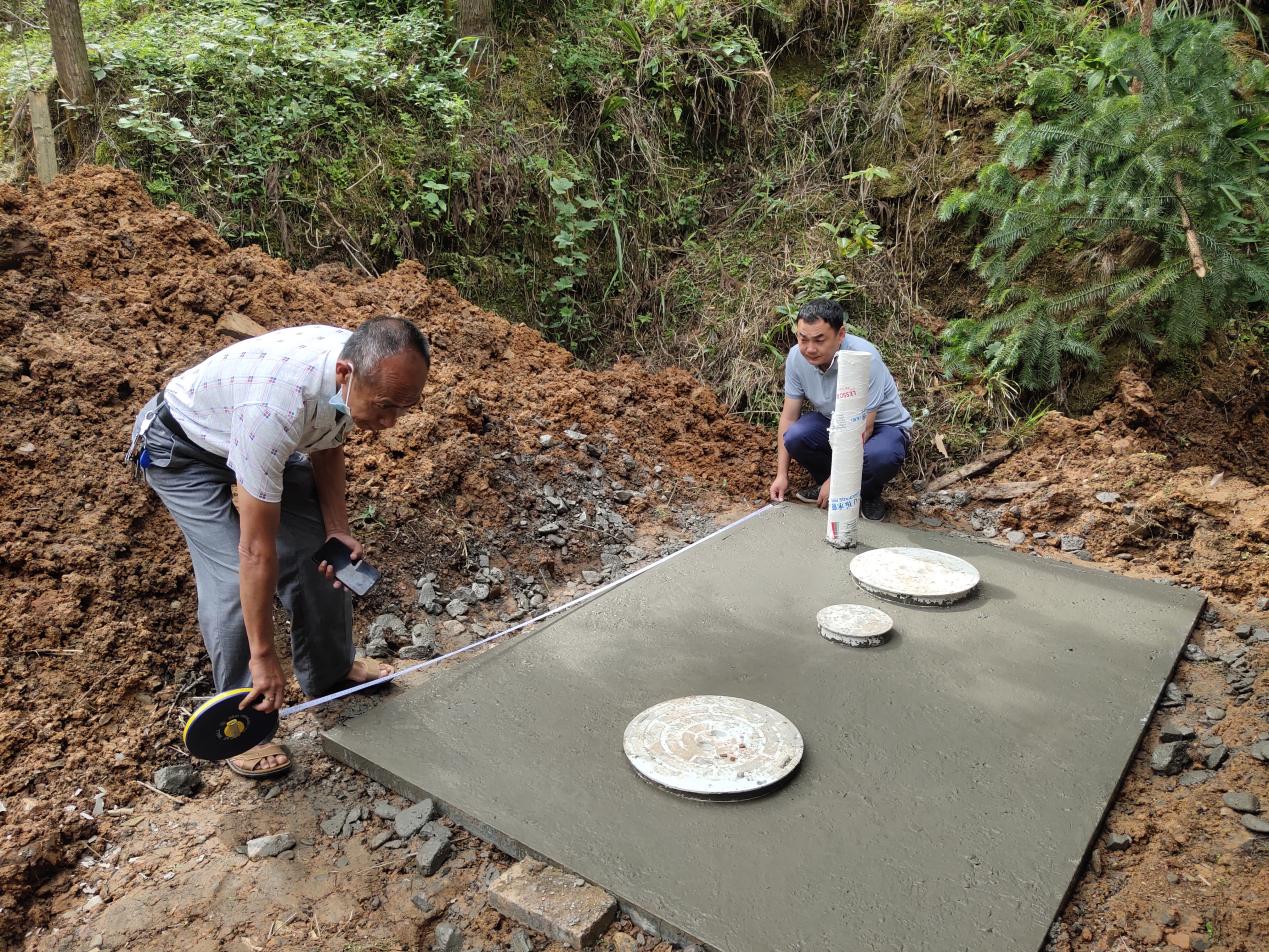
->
[1047, 590, 1207, 940]
[322, 732, 714, 950]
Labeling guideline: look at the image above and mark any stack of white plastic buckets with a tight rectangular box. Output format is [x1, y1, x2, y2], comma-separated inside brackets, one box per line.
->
[825, 351, 871, 549]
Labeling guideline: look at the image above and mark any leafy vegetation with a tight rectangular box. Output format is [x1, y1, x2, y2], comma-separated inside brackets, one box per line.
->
[940, 14, 1269, 392]
[2, 0, 1266, 454]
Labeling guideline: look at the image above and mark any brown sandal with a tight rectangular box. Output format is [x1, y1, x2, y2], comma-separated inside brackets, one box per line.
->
[228, 742, 291, 779]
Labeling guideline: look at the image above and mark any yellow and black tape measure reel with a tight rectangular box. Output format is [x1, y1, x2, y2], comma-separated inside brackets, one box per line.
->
[183, 689, 280, 761]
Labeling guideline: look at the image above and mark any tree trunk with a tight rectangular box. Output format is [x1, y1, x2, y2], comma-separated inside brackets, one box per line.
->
[1130, 0, 1156, 93]
[455, 0, 494, 39]
[45, 0, 95, 155]
[1174, 174, 1208, 279]
[1129, 0, 1204, 277]
[1139, 0, 1156, 37]
[28, 87, 58, 183]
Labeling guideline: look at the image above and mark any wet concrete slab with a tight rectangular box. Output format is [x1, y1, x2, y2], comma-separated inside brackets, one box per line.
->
[325, 504, 1204, 952]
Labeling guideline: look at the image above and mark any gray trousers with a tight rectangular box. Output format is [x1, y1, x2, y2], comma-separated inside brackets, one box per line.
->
[134, 395, 354, 697]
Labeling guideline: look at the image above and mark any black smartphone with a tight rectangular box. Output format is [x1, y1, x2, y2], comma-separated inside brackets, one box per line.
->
[311, 538, 382, 598]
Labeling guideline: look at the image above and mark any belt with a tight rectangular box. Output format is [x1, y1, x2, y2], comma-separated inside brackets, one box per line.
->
[155, 391, 191, 443]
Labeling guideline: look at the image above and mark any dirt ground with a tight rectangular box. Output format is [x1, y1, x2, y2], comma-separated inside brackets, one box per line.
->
[2, 168, 1266, 952]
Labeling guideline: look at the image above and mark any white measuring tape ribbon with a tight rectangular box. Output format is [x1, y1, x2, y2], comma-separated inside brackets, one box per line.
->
[280, 503, 776, 718]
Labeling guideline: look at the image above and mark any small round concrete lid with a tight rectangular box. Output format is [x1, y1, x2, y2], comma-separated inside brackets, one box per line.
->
[623, 696, 803, 799]
[849, 546, 980, 605]
[817, 604, 894, 647]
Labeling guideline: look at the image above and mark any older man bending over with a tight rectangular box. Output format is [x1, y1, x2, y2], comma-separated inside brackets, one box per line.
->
[130, 316, 430, 778]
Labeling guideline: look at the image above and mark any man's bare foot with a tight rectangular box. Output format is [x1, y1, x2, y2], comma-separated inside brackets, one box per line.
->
[345, 657, 394, 684]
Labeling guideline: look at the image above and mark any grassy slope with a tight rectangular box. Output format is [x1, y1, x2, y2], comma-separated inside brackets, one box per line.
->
[6, 1, 1257, 475]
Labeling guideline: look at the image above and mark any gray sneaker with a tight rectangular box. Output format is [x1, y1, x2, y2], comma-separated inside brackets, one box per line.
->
[861, 496, 887, 521]
[794, 484, 822, 504]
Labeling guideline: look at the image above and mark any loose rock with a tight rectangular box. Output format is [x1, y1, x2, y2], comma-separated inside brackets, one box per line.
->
[320, 810, 347, 837]
[1160, 683, 1186, 708]
[1006, 530, 1026, 545]
[1105, 833, 1132, 851]
[417, 831, 453, 875]
[394, 798, 436, 839]
[1241, 814, 1269, 834]
[1095, 491, 1121, 504]
[1159, 723, 1196, 743]
[509, 931, 534, 952]
[246, 832, 296, 860]
[152, 764, 199, 797]
[1182, 644, 1210, 663]
[1222, 791, 1261, 814]
[1060, 534, 1085, 552]
[373, 799, 400, 820]
[434, 923, 464, 952]
[364, 636, 392, 659]
[1151, 742, 1190, 775]
[369, 613, 407, 642]
[1204, 745, 1228, 770]
[487, 858, 617, 949]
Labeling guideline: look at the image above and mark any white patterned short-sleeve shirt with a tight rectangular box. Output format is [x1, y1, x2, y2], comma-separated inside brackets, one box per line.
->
[164, 325, 353, 503]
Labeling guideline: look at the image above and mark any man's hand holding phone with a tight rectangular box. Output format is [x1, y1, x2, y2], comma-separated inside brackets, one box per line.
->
[312, 534, 382, 597]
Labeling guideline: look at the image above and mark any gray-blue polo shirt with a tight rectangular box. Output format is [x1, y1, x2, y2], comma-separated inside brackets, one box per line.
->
[784, 335, 912, 429]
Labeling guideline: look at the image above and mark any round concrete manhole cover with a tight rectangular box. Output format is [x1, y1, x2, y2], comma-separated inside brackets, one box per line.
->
[623, 696, 804, 800]
[817, 604, 894, 647]
[849, 546, 980, 605]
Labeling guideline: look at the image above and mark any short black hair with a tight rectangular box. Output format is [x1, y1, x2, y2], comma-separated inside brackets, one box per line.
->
[340, 315, 431, 375]
[796, 298, 845, 331]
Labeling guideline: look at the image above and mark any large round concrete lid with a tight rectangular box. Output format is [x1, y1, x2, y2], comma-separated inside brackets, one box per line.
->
[623, 696, 804, 799]
[817, 604, 894, 647]
[849, 546, 980, 605]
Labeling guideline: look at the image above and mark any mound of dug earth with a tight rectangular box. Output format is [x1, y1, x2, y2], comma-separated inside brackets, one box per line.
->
[0, 167, 768, 938]
[912, 368, 1267, 604]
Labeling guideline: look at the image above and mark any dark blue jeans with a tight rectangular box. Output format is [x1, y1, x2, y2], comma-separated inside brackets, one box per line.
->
[784, 413, 909, 500]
